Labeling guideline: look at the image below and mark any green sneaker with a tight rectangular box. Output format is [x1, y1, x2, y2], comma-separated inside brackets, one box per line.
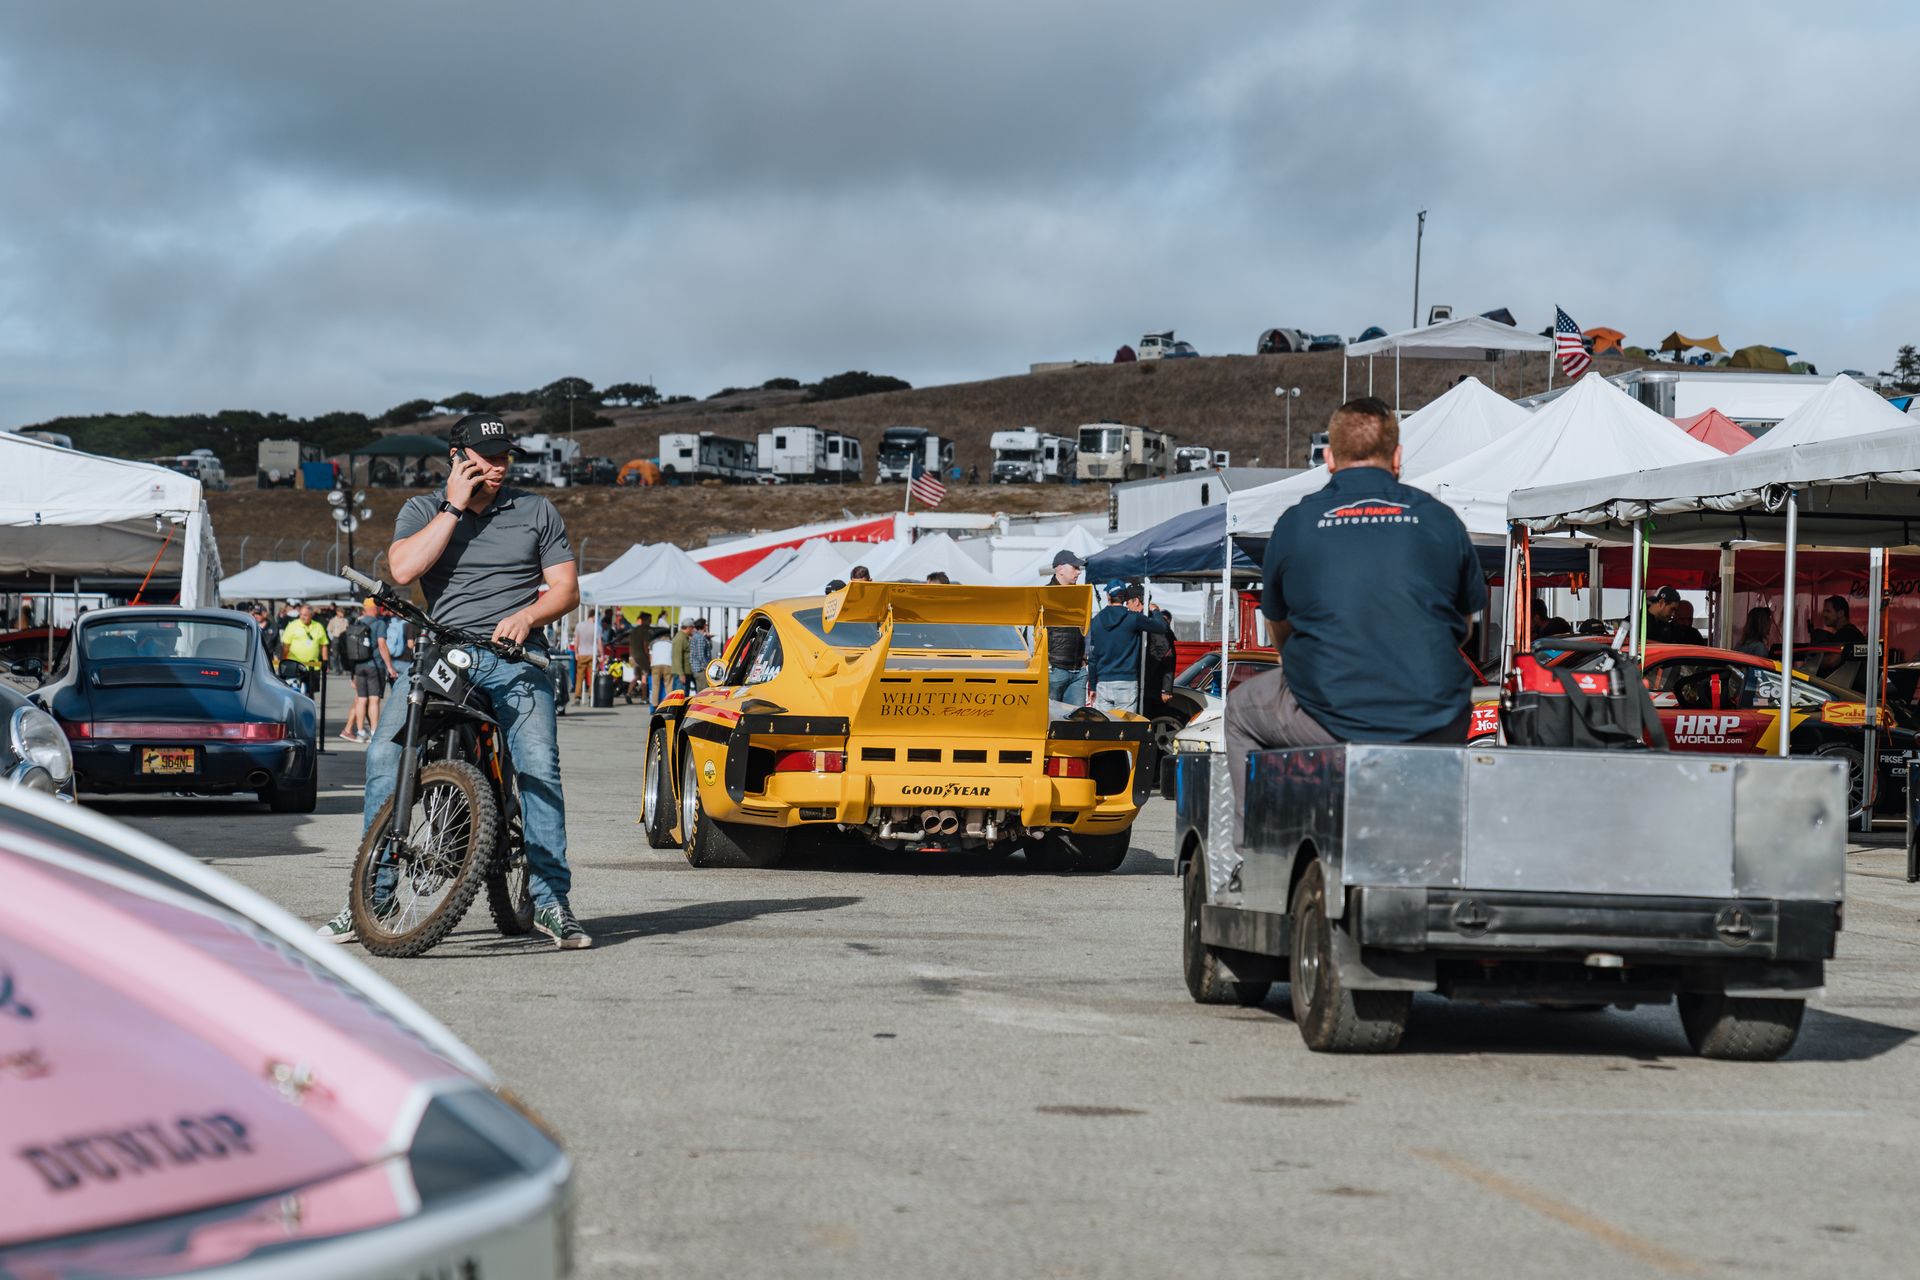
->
[316, 907, 356, 944]
[533, 900, 592, 950]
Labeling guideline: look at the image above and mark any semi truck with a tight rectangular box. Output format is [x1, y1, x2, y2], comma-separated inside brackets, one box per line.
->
[658, 431, 758, 484]
[1075, 422, 1172, 483]
[989, 428, 1075, 483]
[757, 425, 862, 483]
[875, 426, 953, 484]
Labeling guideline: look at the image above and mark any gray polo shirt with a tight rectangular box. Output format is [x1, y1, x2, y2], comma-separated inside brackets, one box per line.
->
[395, 486, 572, 643]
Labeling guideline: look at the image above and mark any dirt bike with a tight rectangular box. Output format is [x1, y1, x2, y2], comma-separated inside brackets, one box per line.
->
[340, 568, 550, 958]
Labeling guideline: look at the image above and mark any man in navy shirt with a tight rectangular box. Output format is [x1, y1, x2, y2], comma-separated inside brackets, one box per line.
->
[1226, 397, 1486, 847]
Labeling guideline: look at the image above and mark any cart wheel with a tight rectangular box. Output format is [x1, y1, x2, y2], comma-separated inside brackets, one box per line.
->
[1182, 850, 1271, 1006]
[1288, 861, 1409, 1053]
[642, 729, 679, 849]
[1677, 992, 1804, 1061]
[681, 740, 787, 869]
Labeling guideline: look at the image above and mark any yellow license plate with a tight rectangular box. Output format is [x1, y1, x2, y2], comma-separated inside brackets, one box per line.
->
[139, 747, 197, 775]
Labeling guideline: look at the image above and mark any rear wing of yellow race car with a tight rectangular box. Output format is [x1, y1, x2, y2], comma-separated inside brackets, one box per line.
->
[821, 581, 1092, 632]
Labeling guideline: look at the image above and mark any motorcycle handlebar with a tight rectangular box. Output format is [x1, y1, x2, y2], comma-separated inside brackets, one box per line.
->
[341, 566, 380, 594]
[340, 568, 550, 671]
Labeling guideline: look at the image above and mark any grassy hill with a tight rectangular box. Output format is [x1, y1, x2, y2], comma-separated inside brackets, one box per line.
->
[403, 348, 1661, 475]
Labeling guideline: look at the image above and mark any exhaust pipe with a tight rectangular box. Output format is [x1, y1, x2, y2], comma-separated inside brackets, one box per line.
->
[247, 770, 271, 788]
[920, 808, 943, 833]
[937, 809, 960, 835]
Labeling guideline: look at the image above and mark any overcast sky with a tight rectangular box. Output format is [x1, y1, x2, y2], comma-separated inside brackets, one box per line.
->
[1, 2, 1914, 425]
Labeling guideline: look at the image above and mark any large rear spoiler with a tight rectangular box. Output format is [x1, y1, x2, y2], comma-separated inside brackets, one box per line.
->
[821, 582, 1092, 631]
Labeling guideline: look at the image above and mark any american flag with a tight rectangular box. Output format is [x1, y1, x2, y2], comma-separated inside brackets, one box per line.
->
[1554, 306, 1593, 380]
[909, 460, 946, 508]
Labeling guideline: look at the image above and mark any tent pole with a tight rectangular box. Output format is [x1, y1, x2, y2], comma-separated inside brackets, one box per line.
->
[1546, 349, 1554, 394]
[1368, 354, 1374, 396]
[1716, 546, 1736, 647]
[1394, 348, 1402, 418]
[1627, 520, 1645, 655]
[47, 573, 56, 668]
[1862, 546, 1885, 830]
[1341, 356, 1347, 402]
[1498, 527, 1516, 685]
[1220, 544, 1232, 690]
[1587, 545, 1602, 622]
[1778, 495, 1798, 758]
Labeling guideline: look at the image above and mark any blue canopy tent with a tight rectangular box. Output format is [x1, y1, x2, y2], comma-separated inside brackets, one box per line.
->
[1086, 506, 1258, 582]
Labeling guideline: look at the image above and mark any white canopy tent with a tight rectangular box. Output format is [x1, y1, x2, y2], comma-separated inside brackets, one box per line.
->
[1510, 422, 1920, 788]
[1744, 373, 1914, 452]
[989, 525, 1109, 584]
[1418, 371, 1724, 537]
[1341, 315, 1558, 412]
[750, 539, 865, 604]
[577, 542, 753, 608]
[862, 532, 1000, 585]
[218, 561, 354, 602]
[0, 432, 221, 605]
[729, 545, 800, 589]
[1226, 375, 1533, 538]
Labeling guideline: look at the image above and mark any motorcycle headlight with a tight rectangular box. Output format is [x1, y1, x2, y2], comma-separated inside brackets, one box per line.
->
[11, 706, 72, 783]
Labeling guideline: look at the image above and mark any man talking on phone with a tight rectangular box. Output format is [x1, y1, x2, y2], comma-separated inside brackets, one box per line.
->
[319, 414, 589, 948]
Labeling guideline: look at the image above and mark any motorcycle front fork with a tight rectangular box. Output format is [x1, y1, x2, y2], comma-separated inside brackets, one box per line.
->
[380, 685, 431, 857]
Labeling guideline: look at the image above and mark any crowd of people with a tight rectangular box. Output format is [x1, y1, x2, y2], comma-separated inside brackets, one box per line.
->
[242, 598, 414, 741]
[560, 609, 715, 706]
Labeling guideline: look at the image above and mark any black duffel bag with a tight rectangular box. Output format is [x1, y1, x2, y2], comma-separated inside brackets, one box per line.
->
[1500, 638, 1668, 751]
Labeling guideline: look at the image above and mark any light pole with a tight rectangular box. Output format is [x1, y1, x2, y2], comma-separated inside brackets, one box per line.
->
[1275, 386, 1302, 465]
[329, 487, 372, 576]
[1412, 209, 1427, 328]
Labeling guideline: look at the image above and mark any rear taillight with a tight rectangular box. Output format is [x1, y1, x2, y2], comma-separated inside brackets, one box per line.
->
[83, 722, 286, 741]
[1045, 756, 1089, 778]
[773, 749, 845, 773]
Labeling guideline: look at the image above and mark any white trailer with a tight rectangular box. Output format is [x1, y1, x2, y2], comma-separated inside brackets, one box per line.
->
[658, 431, 758, 484]
[1518, 369, 1844, 427]
[256, 439, 323, 488]
[756, 424, 858, 484]
[1174, 445, 1214, 474]
[1075, 422, 1172, 483]
[875, 426, 953, 484]
[507, 432, 581, 487]
[989, 427, 1074, 484]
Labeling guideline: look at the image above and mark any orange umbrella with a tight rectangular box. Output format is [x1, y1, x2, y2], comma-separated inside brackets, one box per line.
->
[1583, 326, 1625, 355]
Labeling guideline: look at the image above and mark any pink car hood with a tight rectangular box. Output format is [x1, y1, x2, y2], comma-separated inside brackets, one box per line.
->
[0, 842, 467, 1247]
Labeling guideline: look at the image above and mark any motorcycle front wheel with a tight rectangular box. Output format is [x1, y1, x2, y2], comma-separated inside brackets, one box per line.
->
[351, 760, 500, 958]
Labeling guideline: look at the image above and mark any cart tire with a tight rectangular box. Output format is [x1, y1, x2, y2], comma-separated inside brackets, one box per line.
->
[1288, 861, 1409, 1053]
[642, 729, 679, 849]
[1025, 828, 1131, 873]
[1678, 992, 1804, 1061]
[1183, 851, 1271, 1006]
[681, 741, 787, 868]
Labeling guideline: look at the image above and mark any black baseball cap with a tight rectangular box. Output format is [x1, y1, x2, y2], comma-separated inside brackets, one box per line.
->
[448, 414, 523, 458]
[1651, 585, 1682, 604]
[1052, 549, 1085, 569]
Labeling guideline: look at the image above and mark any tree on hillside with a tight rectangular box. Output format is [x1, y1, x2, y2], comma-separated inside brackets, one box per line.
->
[540, 376, 599, 406]
[604, 382, 660, 407]
[442, 391, 488, 413]
[382, 398, 435, 425]
[808, 370, 911, 402]
[1889, 345, 1920, 391]
[533, 399, 613, 437]
[761, 377, 801, 390]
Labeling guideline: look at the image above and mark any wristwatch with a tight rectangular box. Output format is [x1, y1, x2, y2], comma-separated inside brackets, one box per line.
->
[437, 499, 465, 519]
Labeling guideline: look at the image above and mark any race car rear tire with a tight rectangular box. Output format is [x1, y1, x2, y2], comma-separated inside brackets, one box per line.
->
[264, 768, 318, 814]
[1288, 861, 1409, 1054]
[1183, 849, 1272, 1006]
[1813, 744, 1867, 822]
[642, 729, 679, 849]
[1026, 828, 1131, 874]
[681, 740, 787, 869]
[1677, 992, 1803, 1061]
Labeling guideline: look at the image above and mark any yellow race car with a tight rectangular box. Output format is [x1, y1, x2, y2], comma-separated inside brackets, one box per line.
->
[640, 582, 1151, 871]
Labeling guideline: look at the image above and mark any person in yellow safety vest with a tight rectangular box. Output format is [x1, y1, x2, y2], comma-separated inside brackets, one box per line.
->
[278, 602, 330, 697]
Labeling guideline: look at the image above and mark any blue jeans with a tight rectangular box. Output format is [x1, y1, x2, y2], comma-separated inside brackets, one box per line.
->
[363, 649, 571, 908]
[1048, 667, 1087, 707]
[1092, 679, 1139, 715]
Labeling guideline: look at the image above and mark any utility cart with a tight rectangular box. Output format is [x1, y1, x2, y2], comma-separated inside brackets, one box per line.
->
[1167, 744, 1847, 1058]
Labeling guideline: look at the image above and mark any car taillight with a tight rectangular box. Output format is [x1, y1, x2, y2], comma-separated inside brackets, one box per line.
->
[773, 749, 845, 773]
[84, 722, 287, 741]
[1045, 756, 1089, 778]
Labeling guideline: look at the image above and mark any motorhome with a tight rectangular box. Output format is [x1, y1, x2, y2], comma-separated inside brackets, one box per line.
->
[1137, 331, 1197, 360]
[757, 424, 862, 483]
[658, 431, 758, 484]
[256, 439, 323, 488]
[507, 432, 582, 487]
[989, 428, 1074, 483]
[149, 449, 228, 491]
[875, 426, 954, 483]
[1075, 422, 1172, 483]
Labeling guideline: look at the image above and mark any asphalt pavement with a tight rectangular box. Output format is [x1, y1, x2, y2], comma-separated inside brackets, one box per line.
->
[96, 674, 1920, 1279]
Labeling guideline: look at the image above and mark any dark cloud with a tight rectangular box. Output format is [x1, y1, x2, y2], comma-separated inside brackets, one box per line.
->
[0, 3, 1914, 423]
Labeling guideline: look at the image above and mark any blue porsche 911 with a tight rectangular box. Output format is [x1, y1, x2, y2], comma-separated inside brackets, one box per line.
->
[37, 608, 319, 812]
